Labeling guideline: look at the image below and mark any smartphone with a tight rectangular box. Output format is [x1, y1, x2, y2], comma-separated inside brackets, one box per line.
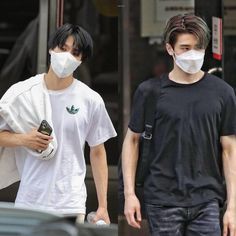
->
[37, 120, 53, 136]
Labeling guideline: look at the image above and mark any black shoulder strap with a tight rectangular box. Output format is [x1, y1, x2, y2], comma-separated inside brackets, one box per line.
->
[135, 77, 162, 187]
[143, 77, 161, 142]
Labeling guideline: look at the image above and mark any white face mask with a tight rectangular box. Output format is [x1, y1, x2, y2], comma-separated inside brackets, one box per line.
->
[50, 51, 82, 78]
[174, 49, 205, 74]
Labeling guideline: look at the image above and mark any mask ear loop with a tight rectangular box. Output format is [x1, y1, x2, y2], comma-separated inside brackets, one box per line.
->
[172, 53, 176, 61]
[169, 47, 176, 60]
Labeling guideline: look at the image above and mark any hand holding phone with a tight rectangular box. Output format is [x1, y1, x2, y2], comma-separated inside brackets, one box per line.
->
[37, 120, 53, 153]
[37, 120, 52, 136]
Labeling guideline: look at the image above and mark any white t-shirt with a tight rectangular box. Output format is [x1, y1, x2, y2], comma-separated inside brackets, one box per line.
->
[6, 78, 116, 215]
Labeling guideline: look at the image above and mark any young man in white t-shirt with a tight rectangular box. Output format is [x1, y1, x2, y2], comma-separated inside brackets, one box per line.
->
[0, 23, 117, 224]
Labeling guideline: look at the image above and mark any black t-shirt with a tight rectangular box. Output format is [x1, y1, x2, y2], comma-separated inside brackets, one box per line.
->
[129, 73, 236, 207]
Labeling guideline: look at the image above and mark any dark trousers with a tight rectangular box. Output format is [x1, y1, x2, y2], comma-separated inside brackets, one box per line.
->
[145, 199, 221, 236]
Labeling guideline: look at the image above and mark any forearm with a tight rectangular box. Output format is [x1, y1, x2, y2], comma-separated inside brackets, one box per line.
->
[0, 130, 25, 147]
[0, 129, 52, 151]
[223, 149, 236, 209]
[122, 129, 140, 197]
[90, 144, 108, 209]
[122, 129, 142, 228]
[222, 135, 236, 210]
[221, 136, 236, 236]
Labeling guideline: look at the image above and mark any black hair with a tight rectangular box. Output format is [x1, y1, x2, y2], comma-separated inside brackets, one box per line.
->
[48, 23, 93, 61]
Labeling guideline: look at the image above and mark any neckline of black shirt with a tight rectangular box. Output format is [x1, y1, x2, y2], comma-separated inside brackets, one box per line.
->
[162, 72, 207, 87]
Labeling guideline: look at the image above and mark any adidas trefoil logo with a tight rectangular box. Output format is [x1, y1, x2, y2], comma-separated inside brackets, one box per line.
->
[66, 105, 79, 114]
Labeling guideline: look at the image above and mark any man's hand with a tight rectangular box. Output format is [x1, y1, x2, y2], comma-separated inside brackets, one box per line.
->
[21, 128, 53, 151]
[223, 209, 236, 236]
[124, 193, 142, 229]
[93, 207, 110, 224]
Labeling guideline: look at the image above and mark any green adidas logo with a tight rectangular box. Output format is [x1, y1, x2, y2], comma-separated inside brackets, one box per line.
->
[66, 105, 79, 114]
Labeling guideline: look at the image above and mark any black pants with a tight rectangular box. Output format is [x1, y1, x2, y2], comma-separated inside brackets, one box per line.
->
[145, 199, 221, 236]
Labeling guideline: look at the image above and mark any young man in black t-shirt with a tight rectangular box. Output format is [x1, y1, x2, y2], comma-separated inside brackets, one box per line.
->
[122, 14, 236, 236]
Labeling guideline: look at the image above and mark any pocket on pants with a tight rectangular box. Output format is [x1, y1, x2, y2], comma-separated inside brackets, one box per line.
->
[145, 203, 184, 235]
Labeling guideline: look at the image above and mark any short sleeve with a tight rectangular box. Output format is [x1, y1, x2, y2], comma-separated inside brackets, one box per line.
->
[128, 85, 145, 133]
[220, 88, 236, 136]
[86, 98, 117, 147]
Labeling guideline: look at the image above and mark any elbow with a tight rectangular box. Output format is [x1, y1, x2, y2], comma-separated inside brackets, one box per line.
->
[90, 143, 106, 159]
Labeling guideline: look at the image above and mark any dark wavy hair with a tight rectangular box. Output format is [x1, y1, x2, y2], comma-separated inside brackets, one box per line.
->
[48, 23, 93, 61]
